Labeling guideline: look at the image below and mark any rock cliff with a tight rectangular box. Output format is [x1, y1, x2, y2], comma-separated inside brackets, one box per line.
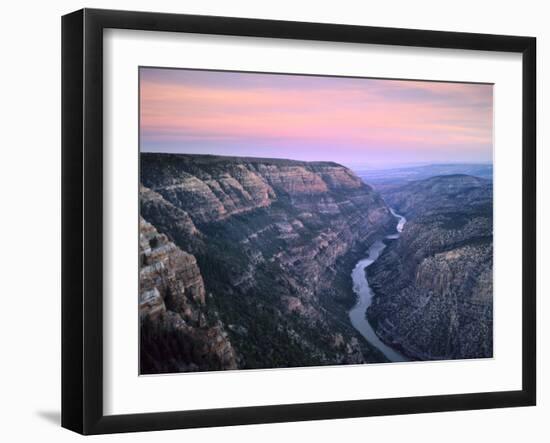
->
[140, 153, 396, 371]
[367, 174, 493, 360]
[139, 218, 238, 373]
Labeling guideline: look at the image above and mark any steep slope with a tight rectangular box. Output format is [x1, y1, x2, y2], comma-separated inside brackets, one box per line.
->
[140, 153, 396, 371]
[140, 218, 238, 374]
[367, 174, 493, 360]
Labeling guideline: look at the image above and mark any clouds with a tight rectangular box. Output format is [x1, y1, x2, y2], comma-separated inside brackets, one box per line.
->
[140, 67, 493, 166]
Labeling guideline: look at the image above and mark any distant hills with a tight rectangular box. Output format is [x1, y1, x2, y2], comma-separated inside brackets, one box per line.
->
[354, 163, 493, 189]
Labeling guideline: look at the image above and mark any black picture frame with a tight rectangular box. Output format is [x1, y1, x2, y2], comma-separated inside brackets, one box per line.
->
[61, 8, 536, 435]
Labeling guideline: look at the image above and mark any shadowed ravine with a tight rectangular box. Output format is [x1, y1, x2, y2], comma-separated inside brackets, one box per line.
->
[348, 208, 409, 363]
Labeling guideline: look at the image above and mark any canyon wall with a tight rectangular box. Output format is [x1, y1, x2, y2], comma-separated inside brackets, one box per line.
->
[367, 174, 493, 360]
[140, 153, 396, 371]
[140, 218, 238, 374]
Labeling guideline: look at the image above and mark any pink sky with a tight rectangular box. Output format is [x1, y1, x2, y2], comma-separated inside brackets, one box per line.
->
[140, 68, 493, 167]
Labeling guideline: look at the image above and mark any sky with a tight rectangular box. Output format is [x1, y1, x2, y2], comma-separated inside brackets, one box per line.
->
[140, 67, 493, 168]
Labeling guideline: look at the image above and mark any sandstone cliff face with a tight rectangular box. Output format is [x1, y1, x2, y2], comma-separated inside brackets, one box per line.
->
[367, 174, 493, 360]
[141, 154, 383, 222]
[139, 218, 237, 374]
[140, 153, 395, 371]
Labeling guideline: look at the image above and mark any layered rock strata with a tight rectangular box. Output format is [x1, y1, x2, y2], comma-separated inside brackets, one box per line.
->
[140, 153, 396, 371]
[139, 218, 238, 373]
[367, 174, 493, 360]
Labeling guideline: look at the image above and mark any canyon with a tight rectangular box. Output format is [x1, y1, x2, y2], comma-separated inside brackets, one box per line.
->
[367, 174, 493, 360]
[139, 154, 494, 372]
[140, 153, 396, 371]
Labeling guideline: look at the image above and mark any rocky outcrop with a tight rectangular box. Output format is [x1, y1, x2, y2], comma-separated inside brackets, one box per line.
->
[140, 153, 395, 371]
[141, 154, 382, 222]
[367, 174, 493, 360]
[139, 218, 238, 374]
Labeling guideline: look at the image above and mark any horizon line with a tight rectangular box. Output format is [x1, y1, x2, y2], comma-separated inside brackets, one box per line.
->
[140, 151, 493, 169]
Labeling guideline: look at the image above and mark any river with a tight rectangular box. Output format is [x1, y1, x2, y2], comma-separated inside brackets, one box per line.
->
[348, 208, 408, 362]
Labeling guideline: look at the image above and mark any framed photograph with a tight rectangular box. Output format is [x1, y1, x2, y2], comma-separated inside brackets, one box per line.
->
[61, 8, 536, 435]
